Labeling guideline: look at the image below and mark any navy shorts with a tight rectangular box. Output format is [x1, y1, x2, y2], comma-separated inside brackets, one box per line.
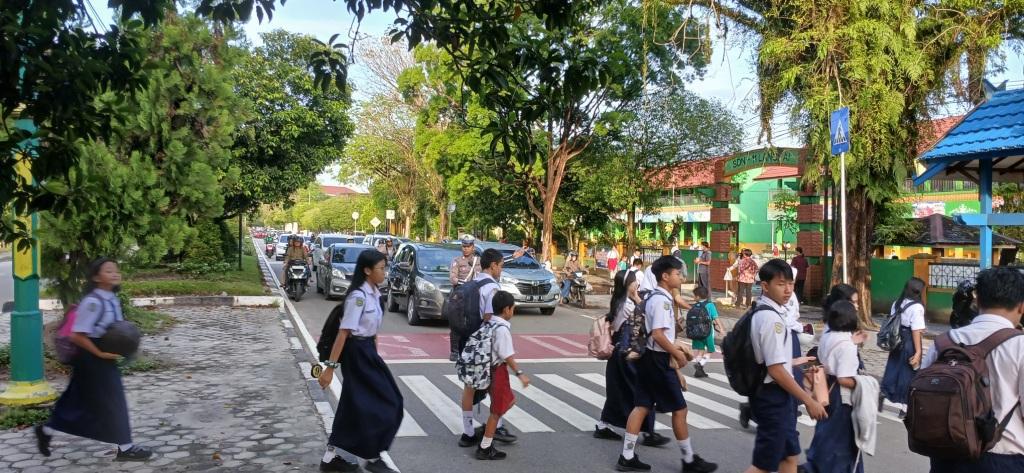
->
[750, 383, 800, 471]
[633, 351, 687, 413]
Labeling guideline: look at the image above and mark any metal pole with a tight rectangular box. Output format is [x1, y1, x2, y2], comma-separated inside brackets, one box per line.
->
[237, 214, 243, 271]
[840, 151, 849, 284]
[979, 158, 993, 269]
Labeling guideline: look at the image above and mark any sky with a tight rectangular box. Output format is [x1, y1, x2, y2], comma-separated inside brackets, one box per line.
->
[94, 1, 1024, 187]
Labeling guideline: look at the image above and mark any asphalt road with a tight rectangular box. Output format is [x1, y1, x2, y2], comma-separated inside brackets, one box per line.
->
[265, 248, 931, 473]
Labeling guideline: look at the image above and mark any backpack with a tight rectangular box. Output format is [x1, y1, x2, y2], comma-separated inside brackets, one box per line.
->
[456, 322, 504, 390]
[53, 304, 81, 364]
[444, 278, 491, 337]
[685, 301, 712, 340]
[721, 304, 781, 396]
[588, 317, 614, 360]
[877, 301, 918, 352]
[620, 292, 669, 362]
[904, 328, 1023, 460]
[316, 290, 364, 362]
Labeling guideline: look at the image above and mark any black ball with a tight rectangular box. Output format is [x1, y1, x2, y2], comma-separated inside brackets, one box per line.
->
[97, 321, 142, 358]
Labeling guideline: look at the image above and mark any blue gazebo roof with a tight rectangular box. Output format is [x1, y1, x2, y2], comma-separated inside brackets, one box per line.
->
[915, 87, 1024, 185]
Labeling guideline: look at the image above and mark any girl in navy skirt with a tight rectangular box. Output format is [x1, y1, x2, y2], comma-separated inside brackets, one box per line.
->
[880, 277, 926, 417]
[34, 258, 152, 461]
[805, 300, 865, 473]
[593, 270, 667, 447]
[317, 250, 403, 473]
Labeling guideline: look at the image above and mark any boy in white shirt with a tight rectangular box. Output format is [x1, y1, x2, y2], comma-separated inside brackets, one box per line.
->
[475, 291, 531, 461]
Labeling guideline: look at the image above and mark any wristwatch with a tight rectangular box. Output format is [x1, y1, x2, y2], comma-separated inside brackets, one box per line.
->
[324, 360, 340, 369]
[514, 369, 524, 376]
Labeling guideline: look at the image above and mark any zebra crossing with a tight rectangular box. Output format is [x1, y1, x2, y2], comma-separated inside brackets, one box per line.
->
[385, 370, 907, 438]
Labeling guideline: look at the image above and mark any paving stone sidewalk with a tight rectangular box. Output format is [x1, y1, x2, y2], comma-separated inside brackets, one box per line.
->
[0, 306, 327, 472]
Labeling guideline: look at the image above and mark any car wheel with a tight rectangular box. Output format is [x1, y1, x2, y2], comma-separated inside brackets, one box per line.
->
[406, 291, 422, 326]
[387, 290, 399, 312]
[540, 307, 555, 315]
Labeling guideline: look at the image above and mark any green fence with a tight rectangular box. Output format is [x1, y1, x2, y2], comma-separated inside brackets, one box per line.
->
[821, 256, 916, 314]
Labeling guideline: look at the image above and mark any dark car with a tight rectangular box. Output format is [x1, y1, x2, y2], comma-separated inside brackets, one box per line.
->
[316, 243, 375, 300]
[385, 242, 461, 325]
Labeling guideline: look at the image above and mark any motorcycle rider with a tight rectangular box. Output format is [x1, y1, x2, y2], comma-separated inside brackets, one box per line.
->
[281, 236, 312, 288]
[560, 252, 585, 304]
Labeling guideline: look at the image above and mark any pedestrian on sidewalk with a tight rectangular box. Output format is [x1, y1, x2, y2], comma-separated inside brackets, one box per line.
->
[593, 270, 668, 447]
[687, 286, 723, 379]
[803, 300, 865, 473]
[790, 248, 808, 304]
[35, 258, 153, 462]
[880, 277, 926, 418]
[694, 242, 711, 290]
[736, 249, 758, 308]
[723, 251, 738, 301]
[475, 291, 530, 460]
[317, 250, 403, 473]
[615, 256, 718, 473]
[606, 246, 619, 275]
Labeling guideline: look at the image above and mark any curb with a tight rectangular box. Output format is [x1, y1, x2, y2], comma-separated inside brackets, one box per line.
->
[35, 295, 282, 311]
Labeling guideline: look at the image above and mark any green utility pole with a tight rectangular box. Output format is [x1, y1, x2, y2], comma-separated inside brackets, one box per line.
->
[0, 117, 58, 406]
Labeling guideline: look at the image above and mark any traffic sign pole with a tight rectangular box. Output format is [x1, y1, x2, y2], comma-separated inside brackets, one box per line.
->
[840, 151, 848, 284]
[830, 107, 851, 285]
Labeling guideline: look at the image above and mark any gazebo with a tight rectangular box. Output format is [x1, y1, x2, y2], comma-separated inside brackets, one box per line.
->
[913, 83, 1024, 268]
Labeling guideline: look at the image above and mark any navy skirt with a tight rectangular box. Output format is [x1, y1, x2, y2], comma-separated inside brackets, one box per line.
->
[47, 348, 132, 445]
[805, 376, 863, 473]
[880, 326, 916, 404]
[600, 338, 656, 433]
[329, 337, 404, 459]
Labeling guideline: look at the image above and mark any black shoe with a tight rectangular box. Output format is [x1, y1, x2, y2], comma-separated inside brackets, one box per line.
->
[115, 445, 153, 462]
[693, 364, 708, 378]
[738, 402, 751, 429]
[682, 455, 718, 473]
[459, 432, 481, 447]
[641, 432, 671, 447]
[34, 425, 51, 457]
[594, 426, 623, 440]
[493, 426, 517, 444]
[616, 454, 652, 472]
[475, 445, 507, 460]
[878, 392, 886, 413]
[365, 458, 400, 473]
[320, 456, 359, 472]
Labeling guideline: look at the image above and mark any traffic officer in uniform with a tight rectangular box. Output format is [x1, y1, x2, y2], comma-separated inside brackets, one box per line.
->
[448, 235, 482, 361]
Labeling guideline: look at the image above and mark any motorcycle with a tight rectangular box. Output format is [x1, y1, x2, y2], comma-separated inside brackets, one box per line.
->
[567, 271, 589, 308]
[265, 243, 275, 258]
[285, 259, 310, 302]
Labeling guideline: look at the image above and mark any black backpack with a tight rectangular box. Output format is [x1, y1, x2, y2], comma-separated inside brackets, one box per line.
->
[722, 304, 781, 396]
[619, 292, 669, 361]
[317, 289, 365, 362]
[443, 278, 490, 337]
[685, 301, 712, 340]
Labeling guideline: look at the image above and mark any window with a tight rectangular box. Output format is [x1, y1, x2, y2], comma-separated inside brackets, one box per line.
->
[332, 247, 366, 263]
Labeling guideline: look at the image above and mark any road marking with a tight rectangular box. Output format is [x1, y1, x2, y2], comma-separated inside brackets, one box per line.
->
[520, 336, 582, 356]
[391, 335, 410, 343]
[289, 337, 302, 350]
[704, 372, 814, 426]
[386, 358, 606, 364]
[538, 374, 669, 431]
[574, 373, 728, 430]
[315, 401, 334, 434]
[377, 342, 430, 358]
[443, 375, 553, 433]
[299, 362, 314, 380]
[509, 380, 596, 431]
[397, 410, 428, 437]
[684, 376, 747, 402]
[399, 375, 478, 435]
[281, 319, 293, 329]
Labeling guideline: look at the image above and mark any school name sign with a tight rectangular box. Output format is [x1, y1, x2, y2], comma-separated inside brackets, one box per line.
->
[722, 148, 801, 178]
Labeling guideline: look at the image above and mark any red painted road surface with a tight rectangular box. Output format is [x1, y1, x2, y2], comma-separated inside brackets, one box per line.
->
[370, 333, 725, 360]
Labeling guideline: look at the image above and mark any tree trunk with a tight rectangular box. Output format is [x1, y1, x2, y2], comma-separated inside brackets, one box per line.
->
[540, 193, 557, 264]
[626, 203, 637, 256]
[832, 186, 878, 327]
[436, 199, 449, 241]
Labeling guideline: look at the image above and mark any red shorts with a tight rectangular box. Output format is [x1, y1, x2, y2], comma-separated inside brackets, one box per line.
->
[489, 363, 515, 416]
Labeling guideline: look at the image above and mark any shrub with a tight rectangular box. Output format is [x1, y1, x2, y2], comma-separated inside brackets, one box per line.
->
[0, 406, 52, 430]
[0, 344, 9, 368]
[186, 221, 228, 265]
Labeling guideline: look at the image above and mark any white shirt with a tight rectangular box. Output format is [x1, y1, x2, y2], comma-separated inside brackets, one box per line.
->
[339, 282, 383, 337]
[644, 287, 675, 352]
[489, 317, 515, 365]
[475, 273, 499, 317]
[921, 314, 1024, 455]
[750, 295, 793, 383]
[819, 331, 860, 404]
[607, 248, 619, 260]
[892, 300, 926, 330]
[613, 298, 636, 333]
[73, 289, 124, 338]
[639, 266, 657, 293]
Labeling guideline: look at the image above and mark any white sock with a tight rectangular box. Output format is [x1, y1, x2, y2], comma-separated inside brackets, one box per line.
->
[41, 426, 55, 436]
[118, 443, 134, 451]
[480, 436, 493, 449]
[597, 421, 609, 430]
[496, 418, 504, 429]
[678, 438, 694, 463]
[698, 357, 708, 366]
[622, 433, 639, 460]
[322, 447, 337, 463]
[462, 411, 475, 436]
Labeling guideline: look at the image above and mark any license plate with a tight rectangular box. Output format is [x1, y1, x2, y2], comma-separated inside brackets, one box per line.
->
[526, 296, 536, 302]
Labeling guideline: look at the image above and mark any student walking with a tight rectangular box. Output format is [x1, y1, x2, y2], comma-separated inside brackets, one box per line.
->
[879, 277, 926, 417]
[687, 286, 723, 379]
[317, 251, 403, 473]
[615, 256, 718, 473]
[743, 259, 827, 473]
[606, 246, 619, 274]
[736, 249, 758, 308]
[35, 258, 152, 461]
[919, 267, 1024, 473]
[594, 270, 668, 446]
[804, 300, 866, 473]
[475, 291, 531, 460]
[723, 251, 739, 300]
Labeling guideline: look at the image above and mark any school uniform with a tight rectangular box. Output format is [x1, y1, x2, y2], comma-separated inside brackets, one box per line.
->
[691, 301, 719, 353]
[47, 289, 132, 445]
[488, 317, 516, 417]
[785, 294, 805, 385]
[805, 331, 864, 473]
[600, 298, 657, 433]
[880, 300, 925, 405]
[748, 295, 800, 472]
[329, 282, 404, 460]
[632, 287, 686, 413]
[921, 314, 1024, 473]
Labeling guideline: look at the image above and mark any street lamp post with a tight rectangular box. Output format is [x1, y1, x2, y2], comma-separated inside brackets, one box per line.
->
[352, 211, 360, 234]
[0, 117, 57, 406]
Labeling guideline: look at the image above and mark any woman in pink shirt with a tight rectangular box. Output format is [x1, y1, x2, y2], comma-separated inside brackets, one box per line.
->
[735, 249, 759, 308]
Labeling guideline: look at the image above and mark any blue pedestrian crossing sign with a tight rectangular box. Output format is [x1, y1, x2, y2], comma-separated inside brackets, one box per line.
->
[830, 107, 850, 155]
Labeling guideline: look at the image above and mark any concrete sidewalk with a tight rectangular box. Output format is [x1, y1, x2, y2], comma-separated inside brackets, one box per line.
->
[0, 306, 327, 472]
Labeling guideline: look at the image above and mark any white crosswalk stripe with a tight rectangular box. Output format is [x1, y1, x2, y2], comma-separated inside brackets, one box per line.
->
[537, 374, 671, 431]
[704, 372, 817, 426]
[442, 375, 554, 432]
[399, 375, 479, 435]
[573, 373, 728, 430]
[510, 379, 598, 431]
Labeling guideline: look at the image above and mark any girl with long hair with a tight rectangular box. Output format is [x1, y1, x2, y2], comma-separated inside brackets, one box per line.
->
[879, 277, 926, 417]
[317, 250, 403, 472]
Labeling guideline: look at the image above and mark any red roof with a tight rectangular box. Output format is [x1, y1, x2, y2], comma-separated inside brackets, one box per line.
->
[918, 115, 964, 155]
[754, 166, 800, 181]
[320, 185, 364, 197]
[651, 156, 727, 189]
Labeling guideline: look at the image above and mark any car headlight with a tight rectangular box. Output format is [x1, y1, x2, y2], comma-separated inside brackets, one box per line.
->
[416, 277, 436, 293]
[549, 277, 559, 286]
[332, 268, 346, 279]
[500, 276, 520, 285]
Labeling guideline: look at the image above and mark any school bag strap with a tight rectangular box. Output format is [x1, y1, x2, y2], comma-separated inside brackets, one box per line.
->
[934, 327, 1021, 368]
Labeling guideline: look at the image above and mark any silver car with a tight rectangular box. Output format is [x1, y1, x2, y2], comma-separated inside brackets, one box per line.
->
[476, 242, 559, 315]
[311, 233, 358, 271]
[316, 243, 374, 299]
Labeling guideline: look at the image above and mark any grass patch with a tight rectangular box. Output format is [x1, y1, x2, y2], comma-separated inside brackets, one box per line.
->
[125, 307, 177, 335]
[0, 344, 9, 368]
[0, 405, 51, 430]
[119, 355, 164, 375]
[122, 255, 266, 297]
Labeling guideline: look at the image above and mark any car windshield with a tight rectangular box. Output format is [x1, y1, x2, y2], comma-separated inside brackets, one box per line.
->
[278, 235, 291, 244]
[321, 237, 346, 247]
[417, 248, 461, 272]
[332, 247, 366, 264]
[500, 251, 541, 269]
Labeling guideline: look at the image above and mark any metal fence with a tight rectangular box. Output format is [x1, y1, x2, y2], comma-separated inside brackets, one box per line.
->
[927, 262, 980, 289]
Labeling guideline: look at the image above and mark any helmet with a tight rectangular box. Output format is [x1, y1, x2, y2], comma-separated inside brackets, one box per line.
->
[460, 235, 476, 246]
